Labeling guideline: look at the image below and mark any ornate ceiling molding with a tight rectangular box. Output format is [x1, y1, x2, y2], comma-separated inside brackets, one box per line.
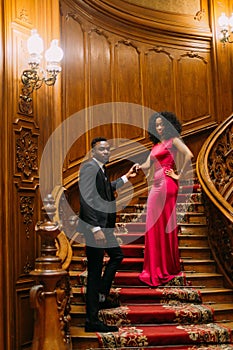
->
[67, 0, 211, 40]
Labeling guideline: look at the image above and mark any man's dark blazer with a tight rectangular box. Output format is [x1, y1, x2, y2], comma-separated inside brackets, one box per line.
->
[77, 159, 124, 238]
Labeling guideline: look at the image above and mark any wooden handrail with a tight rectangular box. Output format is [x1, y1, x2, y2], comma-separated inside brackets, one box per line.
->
[196, 114, 233, 288]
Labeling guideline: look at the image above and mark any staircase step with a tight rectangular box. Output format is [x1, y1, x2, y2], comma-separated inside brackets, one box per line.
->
[177, 202, 205, 213]
[179, 247, 212, 259]
[179, 224, 208, 235]
[70, 326, 99, 350]
[210, 303, 233, 321]
[71, 286, 233, 307]
[71, 285, 203, 305]
[70, 256, 87, 271]
[178, 235, 209, 247]
[70, 322, 233, 350]
[117, 212, 207, 225]
[72, 243, 86, 256]
[125, 222, 146, 232]
[69, 255, 216, 274]
[70, 303, 233, 325]
[116, 233, 145, 244]
[116, 233, 209, 246]
[124, 222, 208, 234]
[120, 244, 212, 259]
[177, 213, 207, 224]
[118, 257, 216, 273]
[113, 272, 224, 288]
[201, 288, 233, 304]
[123, 202, 205, 214]
[182, 259, 216, 273]
[120, 244, 145, 257]
[71, 303, 215, 326]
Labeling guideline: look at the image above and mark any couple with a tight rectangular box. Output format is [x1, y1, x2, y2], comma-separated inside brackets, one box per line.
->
[78, 111, 193, 333]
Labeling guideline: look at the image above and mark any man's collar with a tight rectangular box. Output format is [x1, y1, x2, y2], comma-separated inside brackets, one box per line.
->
[93, 157, 104, 170]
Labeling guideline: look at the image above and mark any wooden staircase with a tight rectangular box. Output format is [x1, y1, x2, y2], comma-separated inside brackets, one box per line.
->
[68, 179, 233, 349]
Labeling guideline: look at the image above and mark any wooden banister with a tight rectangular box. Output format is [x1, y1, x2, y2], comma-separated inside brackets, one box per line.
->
[30, 194, 72, 350]
[196, 114, 233, 288]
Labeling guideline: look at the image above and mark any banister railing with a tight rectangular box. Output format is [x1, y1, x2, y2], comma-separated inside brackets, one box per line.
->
[196, 114, 233, 288]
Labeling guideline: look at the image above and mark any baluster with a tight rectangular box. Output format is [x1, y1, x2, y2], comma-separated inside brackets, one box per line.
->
[30, 194, 72, 350]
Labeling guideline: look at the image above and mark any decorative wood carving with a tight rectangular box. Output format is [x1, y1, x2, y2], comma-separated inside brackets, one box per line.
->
[52, 186, 74, 269]
[194, 9, 206, 21]
[204, 194, 233, 287]
[16, 130, 38, 177]
[14, 119, 39, 189]
[19, 87, 34, 115]
[20, 195, 34, 239]
[208, 123, 233, 197]
[197, 114, 233, 288]
[30, 194, 71, 349]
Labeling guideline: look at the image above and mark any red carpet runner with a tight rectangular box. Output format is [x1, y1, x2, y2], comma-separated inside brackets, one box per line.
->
[76, 184, 233, 348]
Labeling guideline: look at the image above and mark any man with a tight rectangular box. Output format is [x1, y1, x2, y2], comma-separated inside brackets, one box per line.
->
[78, 137, 137, 332]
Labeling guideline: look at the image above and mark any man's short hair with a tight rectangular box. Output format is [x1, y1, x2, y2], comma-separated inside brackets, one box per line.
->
[91, 137, 107, 149]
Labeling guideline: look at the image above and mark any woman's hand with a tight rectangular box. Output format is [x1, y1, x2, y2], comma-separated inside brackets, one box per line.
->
[125, 163, 140, 179]
[165, 168, 180, 180]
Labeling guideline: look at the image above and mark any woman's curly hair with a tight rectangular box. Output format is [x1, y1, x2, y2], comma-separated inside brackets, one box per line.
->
[148, 111, 182, 145]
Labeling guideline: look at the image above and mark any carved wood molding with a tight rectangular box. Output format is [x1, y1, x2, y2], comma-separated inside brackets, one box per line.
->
[13, 118, 40, 189]
[208, 124, 233, 200]
[197, 114, 233, 217]
[64, 0, 211, 42]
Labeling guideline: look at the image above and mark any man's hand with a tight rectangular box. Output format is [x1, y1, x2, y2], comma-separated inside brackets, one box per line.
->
[94, 230, 107, 246]
[125, 164, 139, 179]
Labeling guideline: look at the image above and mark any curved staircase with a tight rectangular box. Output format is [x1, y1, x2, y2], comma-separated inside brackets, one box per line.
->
[68, 176, 233, 349]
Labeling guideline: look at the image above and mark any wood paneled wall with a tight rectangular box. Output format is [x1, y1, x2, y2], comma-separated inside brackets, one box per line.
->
[60, 0, 233, 200]
[0, 0, 233, 349]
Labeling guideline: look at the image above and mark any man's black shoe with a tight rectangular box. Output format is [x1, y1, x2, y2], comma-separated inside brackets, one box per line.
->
[99, 299, 120, 310]
[85, 320, 118, 333]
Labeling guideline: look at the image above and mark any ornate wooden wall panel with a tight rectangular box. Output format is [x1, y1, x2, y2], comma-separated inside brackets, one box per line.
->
[62, 12, 87, 178]
[177, 51, 213, 129]
[88, 29, 114, 141]
[16, 288, 34, 349]
[143, 48, 176, 112]
[114, 41, 144, 142]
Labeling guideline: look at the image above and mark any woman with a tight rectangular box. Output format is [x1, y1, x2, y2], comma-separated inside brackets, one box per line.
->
[136, 111, 194, 287]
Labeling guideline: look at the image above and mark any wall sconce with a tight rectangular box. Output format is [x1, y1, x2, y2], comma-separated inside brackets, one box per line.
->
[218, 12, 233, 45]
[19, 29, 64, 114]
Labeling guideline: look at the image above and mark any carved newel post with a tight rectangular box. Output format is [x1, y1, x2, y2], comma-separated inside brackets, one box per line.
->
[30, 194, 72, 350]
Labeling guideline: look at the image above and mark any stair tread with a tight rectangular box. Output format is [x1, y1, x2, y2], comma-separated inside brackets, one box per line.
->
[70, 256, 215, 262]
[211, 303, 233, 311]
[120, 258, 215, 262]
[116, 271, 223, 277]
[71, 286, 233, 294]
[70, 303, 233, 314]
[124, 222, 207, 226]
[115, 232, 208, 237]
[118, 212, 205, 216]
[70, 321, 233, 337]
[120, 244, 211, 249]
